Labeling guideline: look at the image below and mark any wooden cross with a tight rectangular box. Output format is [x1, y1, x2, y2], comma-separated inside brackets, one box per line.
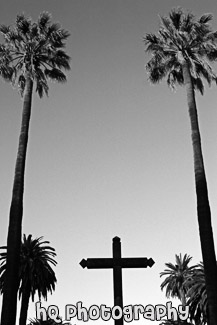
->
[80, 236, 154, 325]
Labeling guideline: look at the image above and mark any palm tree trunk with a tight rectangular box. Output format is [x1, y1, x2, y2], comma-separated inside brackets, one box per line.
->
[19, 282, 31, 325]
[182, 59, 217, 325]
[180, 288, 186, 307]
[1, 76, 33, 325]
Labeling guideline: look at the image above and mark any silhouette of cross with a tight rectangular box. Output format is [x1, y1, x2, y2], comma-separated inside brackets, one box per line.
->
[80, 236, 154, 325]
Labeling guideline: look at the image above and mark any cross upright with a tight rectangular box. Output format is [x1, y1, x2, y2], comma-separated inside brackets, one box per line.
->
[80, 236, 155, 325]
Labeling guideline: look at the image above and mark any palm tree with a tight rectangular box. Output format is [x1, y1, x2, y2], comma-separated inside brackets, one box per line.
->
[0, 13, 70, 325]
[0, 234, 57, 325]
[144, 8, 217, 325]
[160, 254, 195, 306]
[185, 263, 208, 325]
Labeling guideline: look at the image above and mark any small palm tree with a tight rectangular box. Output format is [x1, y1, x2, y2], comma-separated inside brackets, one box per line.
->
[144, 8, 217, 325]
[160, 254, 196, 305]
[0, 234, 57, 325]
[0, 13, 70, 325]
[185, 263, 208, 325]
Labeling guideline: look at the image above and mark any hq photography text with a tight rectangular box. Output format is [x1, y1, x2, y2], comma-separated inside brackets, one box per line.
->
[35, 301, 189, 323]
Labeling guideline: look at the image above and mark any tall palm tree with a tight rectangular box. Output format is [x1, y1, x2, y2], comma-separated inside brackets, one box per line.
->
[0, 234, 57, 325]
[160, 254, 195, 306]
[185, 262, 208, 325]
[0, 13, 70, 325]
[144, 8, 217, 325]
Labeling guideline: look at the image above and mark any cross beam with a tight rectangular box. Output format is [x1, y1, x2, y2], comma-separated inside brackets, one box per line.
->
[80, 236, 154, 325]
[80, 257, 154, 268]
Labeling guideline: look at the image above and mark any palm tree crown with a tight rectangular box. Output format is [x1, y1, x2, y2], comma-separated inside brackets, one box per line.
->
[0, 234, 57, 325]
[0, 234, 57, 299]
[144, 7, 217, 93]
[20, 234, 57, 300]
[0, 12, 70, 97]
[160, 254, 196, 305]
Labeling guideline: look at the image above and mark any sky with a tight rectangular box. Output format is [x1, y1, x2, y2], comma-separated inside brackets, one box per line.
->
[0, 0, 217, 324]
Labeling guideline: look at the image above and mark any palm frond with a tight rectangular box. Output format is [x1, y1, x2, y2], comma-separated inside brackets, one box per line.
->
[199, 13, 213, 24]
[47, 23, 61, 35]
[182, 12, 195, 33]
[30, 24, 39, 39]
[35, 78, 49, 98]
[0, 66, 11, 80]
[45, 68, 67, 82]
[167, 69, 184, 89]
[38, 12, 51, 31]
[0, 24, 10, 36]
[49, 50, 71, 70]
[192, 77, 204, 95]
[144, 33, 163, 53]
[147, 65, 166, 84]
[16, 14, 31, 35]
[18, 74, 26, 96]
[160, 15, 173, 33]
[169, 8, 183, 30]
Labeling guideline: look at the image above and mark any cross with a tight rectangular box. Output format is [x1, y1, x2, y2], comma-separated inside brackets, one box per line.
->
[80, 236, 154, 325]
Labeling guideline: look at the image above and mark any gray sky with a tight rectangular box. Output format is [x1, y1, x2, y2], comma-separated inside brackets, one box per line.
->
[1, 0, 217, 324]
